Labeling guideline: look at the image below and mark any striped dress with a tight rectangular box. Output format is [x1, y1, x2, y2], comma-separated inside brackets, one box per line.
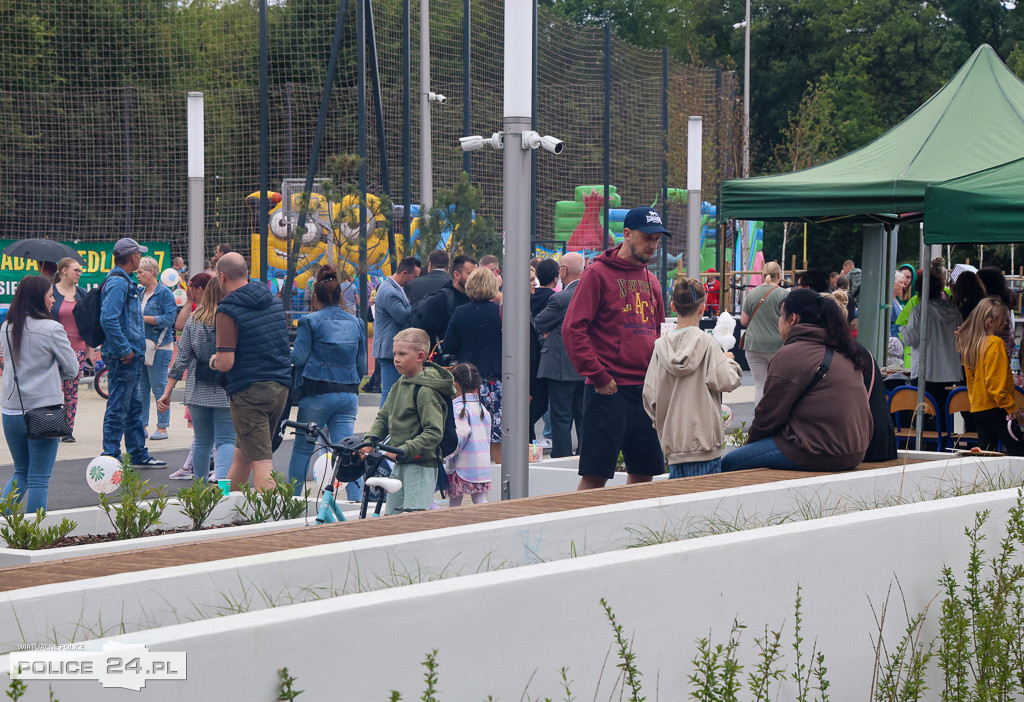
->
[444, 393, 492, 485]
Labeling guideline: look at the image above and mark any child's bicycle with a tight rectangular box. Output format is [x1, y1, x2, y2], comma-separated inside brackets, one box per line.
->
[282, 420, 406, 521]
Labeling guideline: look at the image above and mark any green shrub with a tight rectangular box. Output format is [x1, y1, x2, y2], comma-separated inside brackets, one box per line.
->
[97, 455, 169, 540]
[0, 484, 77, 550]
[234, 473, 308, 524]
[175, 478, 226, 531]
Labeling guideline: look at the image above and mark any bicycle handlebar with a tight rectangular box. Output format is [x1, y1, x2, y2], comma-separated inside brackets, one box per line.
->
[282, 420, 406, 459]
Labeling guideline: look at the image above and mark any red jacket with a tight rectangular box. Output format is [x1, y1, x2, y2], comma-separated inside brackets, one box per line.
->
[562, 245, 665, 387]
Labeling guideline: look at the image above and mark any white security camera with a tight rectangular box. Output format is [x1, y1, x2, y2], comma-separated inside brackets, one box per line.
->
[428, 92, 447, 104]
[459, 132, 503, 152]
[460, 135, 484, 152]
[540, 135, 564, 154]
[521, 131, 564, 155]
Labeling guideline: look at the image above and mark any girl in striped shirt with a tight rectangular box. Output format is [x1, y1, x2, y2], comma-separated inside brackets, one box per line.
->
[445, 363, 493, 506]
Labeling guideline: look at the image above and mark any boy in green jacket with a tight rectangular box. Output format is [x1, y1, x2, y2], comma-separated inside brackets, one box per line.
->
[364, 327, 455, 513]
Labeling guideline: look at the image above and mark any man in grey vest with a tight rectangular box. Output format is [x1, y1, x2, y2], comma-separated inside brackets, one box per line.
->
[211, 253, 291, 491]
[534, 252, 586, 458]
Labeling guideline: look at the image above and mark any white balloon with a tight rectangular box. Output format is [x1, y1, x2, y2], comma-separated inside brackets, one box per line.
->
[172, 288, 188, 307]
[160, 268, 181, 287]
[86, 455, 123, 494]
[312, 452, 335, 494]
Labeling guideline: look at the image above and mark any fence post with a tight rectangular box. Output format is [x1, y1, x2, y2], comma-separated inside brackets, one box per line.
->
[258, 1, 269, 283]
[403, 0, 411, 254]
[358, 0, 368, 319]
[463, 0, 472, 178]
[603, 22, 611, 251]
[661, 47, 669, 306]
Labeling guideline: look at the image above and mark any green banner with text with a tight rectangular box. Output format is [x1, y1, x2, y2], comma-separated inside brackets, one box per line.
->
[0, 240, 172, 306]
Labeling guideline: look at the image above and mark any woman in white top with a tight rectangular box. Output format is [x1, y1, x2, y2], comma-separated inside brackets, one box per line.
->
[1, 275, 78, 512]
[136, 256, 178, 440]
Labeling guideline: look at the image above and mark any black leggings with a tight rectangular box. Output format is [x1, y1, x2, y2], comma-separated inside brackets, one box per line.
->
[973, 408, 1024, 456]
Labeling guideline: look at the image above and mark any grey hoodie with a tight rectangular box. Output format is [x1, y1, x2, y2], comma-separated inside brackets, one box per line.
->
[642, 326, 743, 465]
[902, 299, 963, 382]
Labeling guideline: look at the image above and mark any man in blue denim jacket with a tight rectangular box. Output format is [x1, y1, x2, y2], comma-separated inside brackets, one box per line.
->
[99, 238, 165, 466]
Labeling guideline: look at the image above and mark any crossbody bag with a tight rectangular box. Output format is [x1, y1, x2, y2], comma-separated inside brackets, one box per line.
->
[738, 285, 778, 351]
[4, 326, 72, 439]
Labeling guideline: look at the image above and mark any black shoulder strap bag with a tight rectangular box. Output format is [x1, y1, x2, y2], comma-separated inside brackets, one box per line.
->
[4, 325, 73, 439]
[795, 346, 834, 405]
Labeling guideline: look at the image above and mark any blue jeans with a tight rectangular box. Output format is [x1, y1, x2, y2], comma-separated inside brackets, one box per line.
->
[2, 413, 60, 512]
[721, 437, 799, 472]
[288, 391, 361, 499]
[380, 360, 400, 407]
[140, 348, 172, 430]
[102, 355, 153, 462]
[188, 405, 236, 480]
[668, 457, 722, 478]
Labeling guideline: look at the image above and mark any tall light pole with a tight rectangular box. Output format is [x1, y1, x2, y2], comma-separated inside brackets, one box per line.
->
[420, 0, 432, 211]
[743, 0, 750, 179]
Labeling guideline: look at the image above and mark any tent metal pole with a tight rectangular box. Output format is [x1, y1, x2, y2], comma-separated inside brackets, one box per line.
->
[885, 224, 899, 354]
[915, 224, 930, 450]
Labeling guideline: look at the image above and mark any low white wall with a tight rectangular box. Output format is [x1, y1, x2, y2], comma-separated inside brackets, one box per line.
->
[0, 495, 327, 567]
[3, 487, 1019, 700]
[1, 455, 1018, 658]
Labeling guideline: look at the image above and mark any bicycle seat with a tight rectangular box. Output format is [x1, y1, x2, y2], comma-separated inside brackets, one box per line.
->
[365, 476, 402, 494]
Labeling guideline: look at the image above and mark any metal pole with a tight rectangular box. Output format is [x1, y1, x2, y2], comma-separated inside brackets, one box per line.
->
[285, 83, 294, 178]
[661, 47, 669, 305]
[502, 0, 533, 499]
[742, 0, 750, 178]
[258, 0, 269, 283]
[289, 0, 351, 307]
[358, 0, 369, 320]
[420, 0, 433, 211]
[530, 0, 537, 244]
[366, 0, 396, 270]
[463, 0, 472, 178]
[915, 224, 930, 450]
[603, 22, 611, 251]
[687, 117, 702, 279]
[886, 224, 900, 349]
[403, 0, 411, 252]
[124, 85, 131, 236]
[187, 93, 205, 280]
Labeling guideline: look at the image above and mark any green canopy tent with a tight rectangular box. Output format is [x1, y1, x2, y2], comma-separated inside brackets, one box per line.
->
[924, 156, 1024, 244]
[718, 44, 1024, 449]
[720, 45, 1024, 224]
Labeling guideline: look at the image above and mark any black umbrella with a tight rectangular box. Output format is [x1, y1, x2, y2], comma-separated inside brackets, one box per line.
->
[2, 238, 86, 265]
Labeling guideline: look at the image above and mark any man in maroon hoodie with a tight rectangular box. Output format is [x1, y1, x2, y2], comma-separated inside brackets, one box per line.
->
[563, 206, 668, 489]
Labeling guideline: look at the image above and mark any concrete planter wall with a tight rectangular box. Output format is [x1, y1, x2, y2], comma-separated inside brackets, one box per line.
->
[0, 494, 325, 567]
[1, 455, 1018, 658]
[3, 485, 1019, 700]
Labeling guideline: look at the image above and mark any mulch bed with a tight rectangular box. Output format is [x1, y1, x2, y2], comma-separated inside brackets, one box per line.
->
[39, 521, 250, 549]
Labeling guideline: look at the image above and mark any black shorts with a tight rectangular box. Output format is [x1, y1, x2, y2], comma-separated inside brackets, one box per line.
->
[578, 384, 665, 480]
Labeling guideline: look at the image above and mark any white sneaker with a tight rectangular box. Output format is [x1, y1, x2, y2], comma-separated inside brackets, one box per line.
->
[168, 468, 194, 480]
[538, 437, 552, 450]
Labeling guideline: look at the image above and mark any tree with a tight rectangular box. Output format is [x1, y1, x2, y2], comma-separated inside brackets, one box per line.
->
[768, 78, 837, 268]
[415, 173, 500, 262]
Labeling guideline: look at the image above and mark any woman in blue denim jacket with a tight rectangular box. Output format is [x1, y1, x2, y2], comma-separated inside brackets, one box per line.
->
[288, 264, 368, 498]
[136, 257, 179, 440]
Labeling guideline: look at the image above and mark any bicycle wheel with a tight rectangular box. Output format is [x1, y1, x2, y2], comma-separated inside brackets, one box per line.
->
[94, 367, 109, 399]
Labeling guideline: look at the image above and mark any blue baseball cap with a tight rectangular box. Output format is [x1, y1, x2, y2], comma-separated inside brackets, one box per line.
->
[623, 206, 670, 236]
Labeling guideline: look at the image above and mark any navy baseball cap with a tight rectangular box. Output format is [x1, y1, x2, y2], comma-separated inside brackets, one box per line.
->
[623, 206, 670, 236]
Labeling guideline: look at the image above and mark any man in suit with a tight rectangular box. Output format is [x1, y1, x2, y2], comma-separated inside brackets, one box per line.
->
[534, 252, 586, 458]
[404, 249, 451, 306]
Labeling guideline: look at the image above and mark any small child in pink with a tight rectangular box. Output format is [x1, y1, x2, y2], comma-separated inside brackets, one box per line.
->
[445, 363, 493, 506]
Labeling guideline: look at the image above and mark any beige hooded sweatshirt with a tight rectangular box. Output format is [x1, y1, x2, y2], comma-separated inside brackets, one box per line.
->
[642, 326, 743, 465]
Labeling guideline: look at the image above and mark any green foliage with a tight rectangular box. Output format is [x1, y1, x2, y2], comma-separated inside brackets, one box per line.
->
[688, 619, 745, 702]
[416, 173, 500, 262]
[725, 421, 748, 448]
[276, 667, 303, 700]
[935, 490, 1024, 701]
[601, 598, 645, 702]
[419, 650, 439, 702]
[868, 582, 933, 702]
[97, 457, 169, 540]
[0, 485, 77, 550]
[234, 473, 309, 525]
[175, 477, 226, 531]
[4, 677, 27, 700]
